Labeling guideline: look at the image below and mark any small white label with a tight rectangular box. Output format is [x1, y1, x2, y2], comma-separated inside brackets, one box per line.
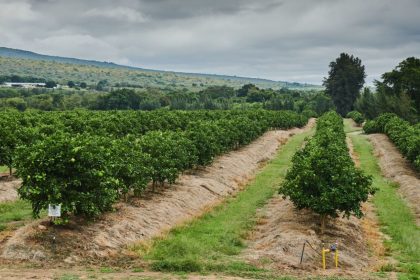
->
[48, 204, 61, 217]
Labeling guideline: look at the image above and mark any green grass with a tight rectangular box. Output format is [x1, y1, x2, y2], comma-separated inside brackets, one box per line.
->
[343, 119, 363, 133]
[57, 274, 80, 280]
[0, 199, 34, 231]
[346, 122, 420, 279]
[0, 165, 8, 173]
[133, 127, 314, 276]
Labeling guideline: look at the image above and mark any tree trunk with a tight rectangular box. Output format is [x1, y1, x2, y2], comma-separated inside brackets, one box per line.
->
[320, 214, 327, 235]
[8, 165, 12, 177]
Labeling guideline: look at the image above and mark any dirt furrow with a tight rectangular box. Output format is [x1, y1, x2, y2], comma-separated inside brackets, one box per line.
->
[368, 134, 420, 226]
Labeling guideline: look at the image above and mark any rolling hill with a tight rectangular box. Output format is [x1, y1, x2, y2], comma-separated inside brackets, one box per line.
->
[0, 47, 321, 91]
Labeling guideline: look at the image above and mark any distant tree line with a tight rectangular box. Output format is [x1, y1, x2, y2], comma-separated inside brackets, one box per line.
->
[0, 84, 335, 117]
[0, 75, 47, 84]
[323, 53, 419, 123]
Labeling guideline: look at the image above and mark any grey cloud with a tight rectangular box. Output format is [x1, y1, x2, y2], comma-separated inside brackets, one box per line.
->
[0, 0, 420, 85]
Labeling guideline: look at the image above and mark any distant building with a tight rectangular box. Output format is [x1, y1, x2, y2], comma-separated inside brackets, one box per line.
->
[2, 82, 46, 88]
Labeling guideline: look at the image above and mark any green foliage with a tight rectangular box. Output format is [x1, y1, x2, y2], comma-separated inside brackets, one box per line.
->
[0, 109, 28, 175]
[323, 53, 366, 116]
[0, 74, 47, 83]
[45, 81, 57, 88]
[112, 137, 152, 196]
[381, 57, 420, 114]
[94, 88, 142, 110]
[346, 110, 364, 125]
[7, 109, 308, 221]
[356, 86, 417, 122]
[139, 131, 197, 186]
[364, 114, 420, 170]
[280, 111, 374, 230]
[362, 113, 397, 133]
[186, 121, 222, 165]
[67, 81, 75, 88]
[356, 57, 420, 122]
[16, 133, 122, 219]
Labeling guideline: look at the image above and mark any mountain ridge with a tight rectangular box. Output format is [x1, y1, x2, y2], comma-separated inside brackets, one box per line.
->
[0, 47, 321, 90]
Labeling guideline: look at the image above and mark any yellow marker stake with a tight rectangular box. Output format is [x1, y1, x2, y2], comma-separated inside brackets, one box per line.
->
[335, 248, 338, 268]
[322, 249, 331, 269]
[322, 246, 339, 269]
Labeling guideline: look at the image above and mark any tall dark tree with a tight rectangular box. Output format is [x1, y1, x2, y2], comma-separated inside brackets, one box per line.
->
[323, 53, 366, 116]
[380, 57, 420, 114]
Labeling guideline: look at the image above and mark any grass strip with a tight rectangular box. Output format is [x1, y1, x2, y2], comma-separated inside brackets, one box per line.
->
[0, 199, 33, 231]
[0, 165, 8, 173]
[133, 127, 314, 276]
[345, 120, 419, 279]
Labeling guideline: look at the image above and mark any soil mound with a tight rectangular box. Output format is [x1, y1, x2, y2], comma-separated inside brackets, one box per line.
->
[0, 178, 21, 203]
[241, 195, 375, 277]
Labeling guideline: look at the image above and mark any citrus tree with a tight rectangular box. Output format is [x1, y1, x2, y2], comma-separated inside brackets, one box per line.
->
[16, 132, 122, 221]
[280, 111, 374, 233]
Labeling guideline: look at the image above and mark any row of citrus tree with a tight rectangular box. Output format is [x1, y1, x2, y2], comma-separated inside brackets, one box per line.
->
[0, 109, 307, 176]
[0, 109, 308, 222]
[280, 111, 374, 233]
[364, 113, 420, 171]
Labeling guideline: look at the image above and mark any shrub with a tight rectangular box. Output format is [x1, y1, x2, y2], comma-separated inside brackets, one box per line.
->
[346, 111, 364, 125]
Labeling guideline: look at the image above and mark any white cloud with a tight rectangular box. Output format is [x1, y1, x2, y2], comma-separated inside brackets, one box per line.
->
[0, 1, 39, 23]
[0, 0, 419, 85]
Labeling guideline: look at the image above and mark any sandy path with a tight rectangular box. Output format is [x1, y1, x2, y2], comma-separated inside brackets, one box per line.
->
[0, 120, 315, 263]
[240, 126, 386, 279]
[368, 134, 420, 226]
[0, 178, 21, 203]
[0, 267, 249, 280]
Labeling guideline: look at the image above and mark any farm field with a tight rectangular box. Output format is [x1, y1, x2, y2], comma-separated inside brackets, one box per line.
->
[1, 1, 419, 279]
[0, 113, 418, 280]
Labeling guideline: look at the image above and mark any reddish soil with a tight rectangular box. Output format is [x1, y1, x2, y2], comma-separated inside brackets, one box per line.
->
[368, 134, 420, 226]
[0, 120, 315, 265]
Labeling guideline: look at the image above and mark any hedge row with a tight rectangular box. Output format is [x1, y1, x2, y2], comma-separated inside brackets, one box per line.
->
[10, 109, 308, 221]
[0, 109, 307, 175]
[364, 113, 420, 170]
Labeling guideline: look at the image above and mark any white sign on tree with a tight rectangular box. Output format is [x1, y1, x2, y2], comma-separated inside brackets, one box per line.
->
[48, 204, 61, 217]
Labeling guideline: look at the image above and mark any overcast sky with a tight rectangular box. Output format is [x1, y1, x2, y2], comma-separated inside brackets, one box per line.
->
[1, 0, 420, 85]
